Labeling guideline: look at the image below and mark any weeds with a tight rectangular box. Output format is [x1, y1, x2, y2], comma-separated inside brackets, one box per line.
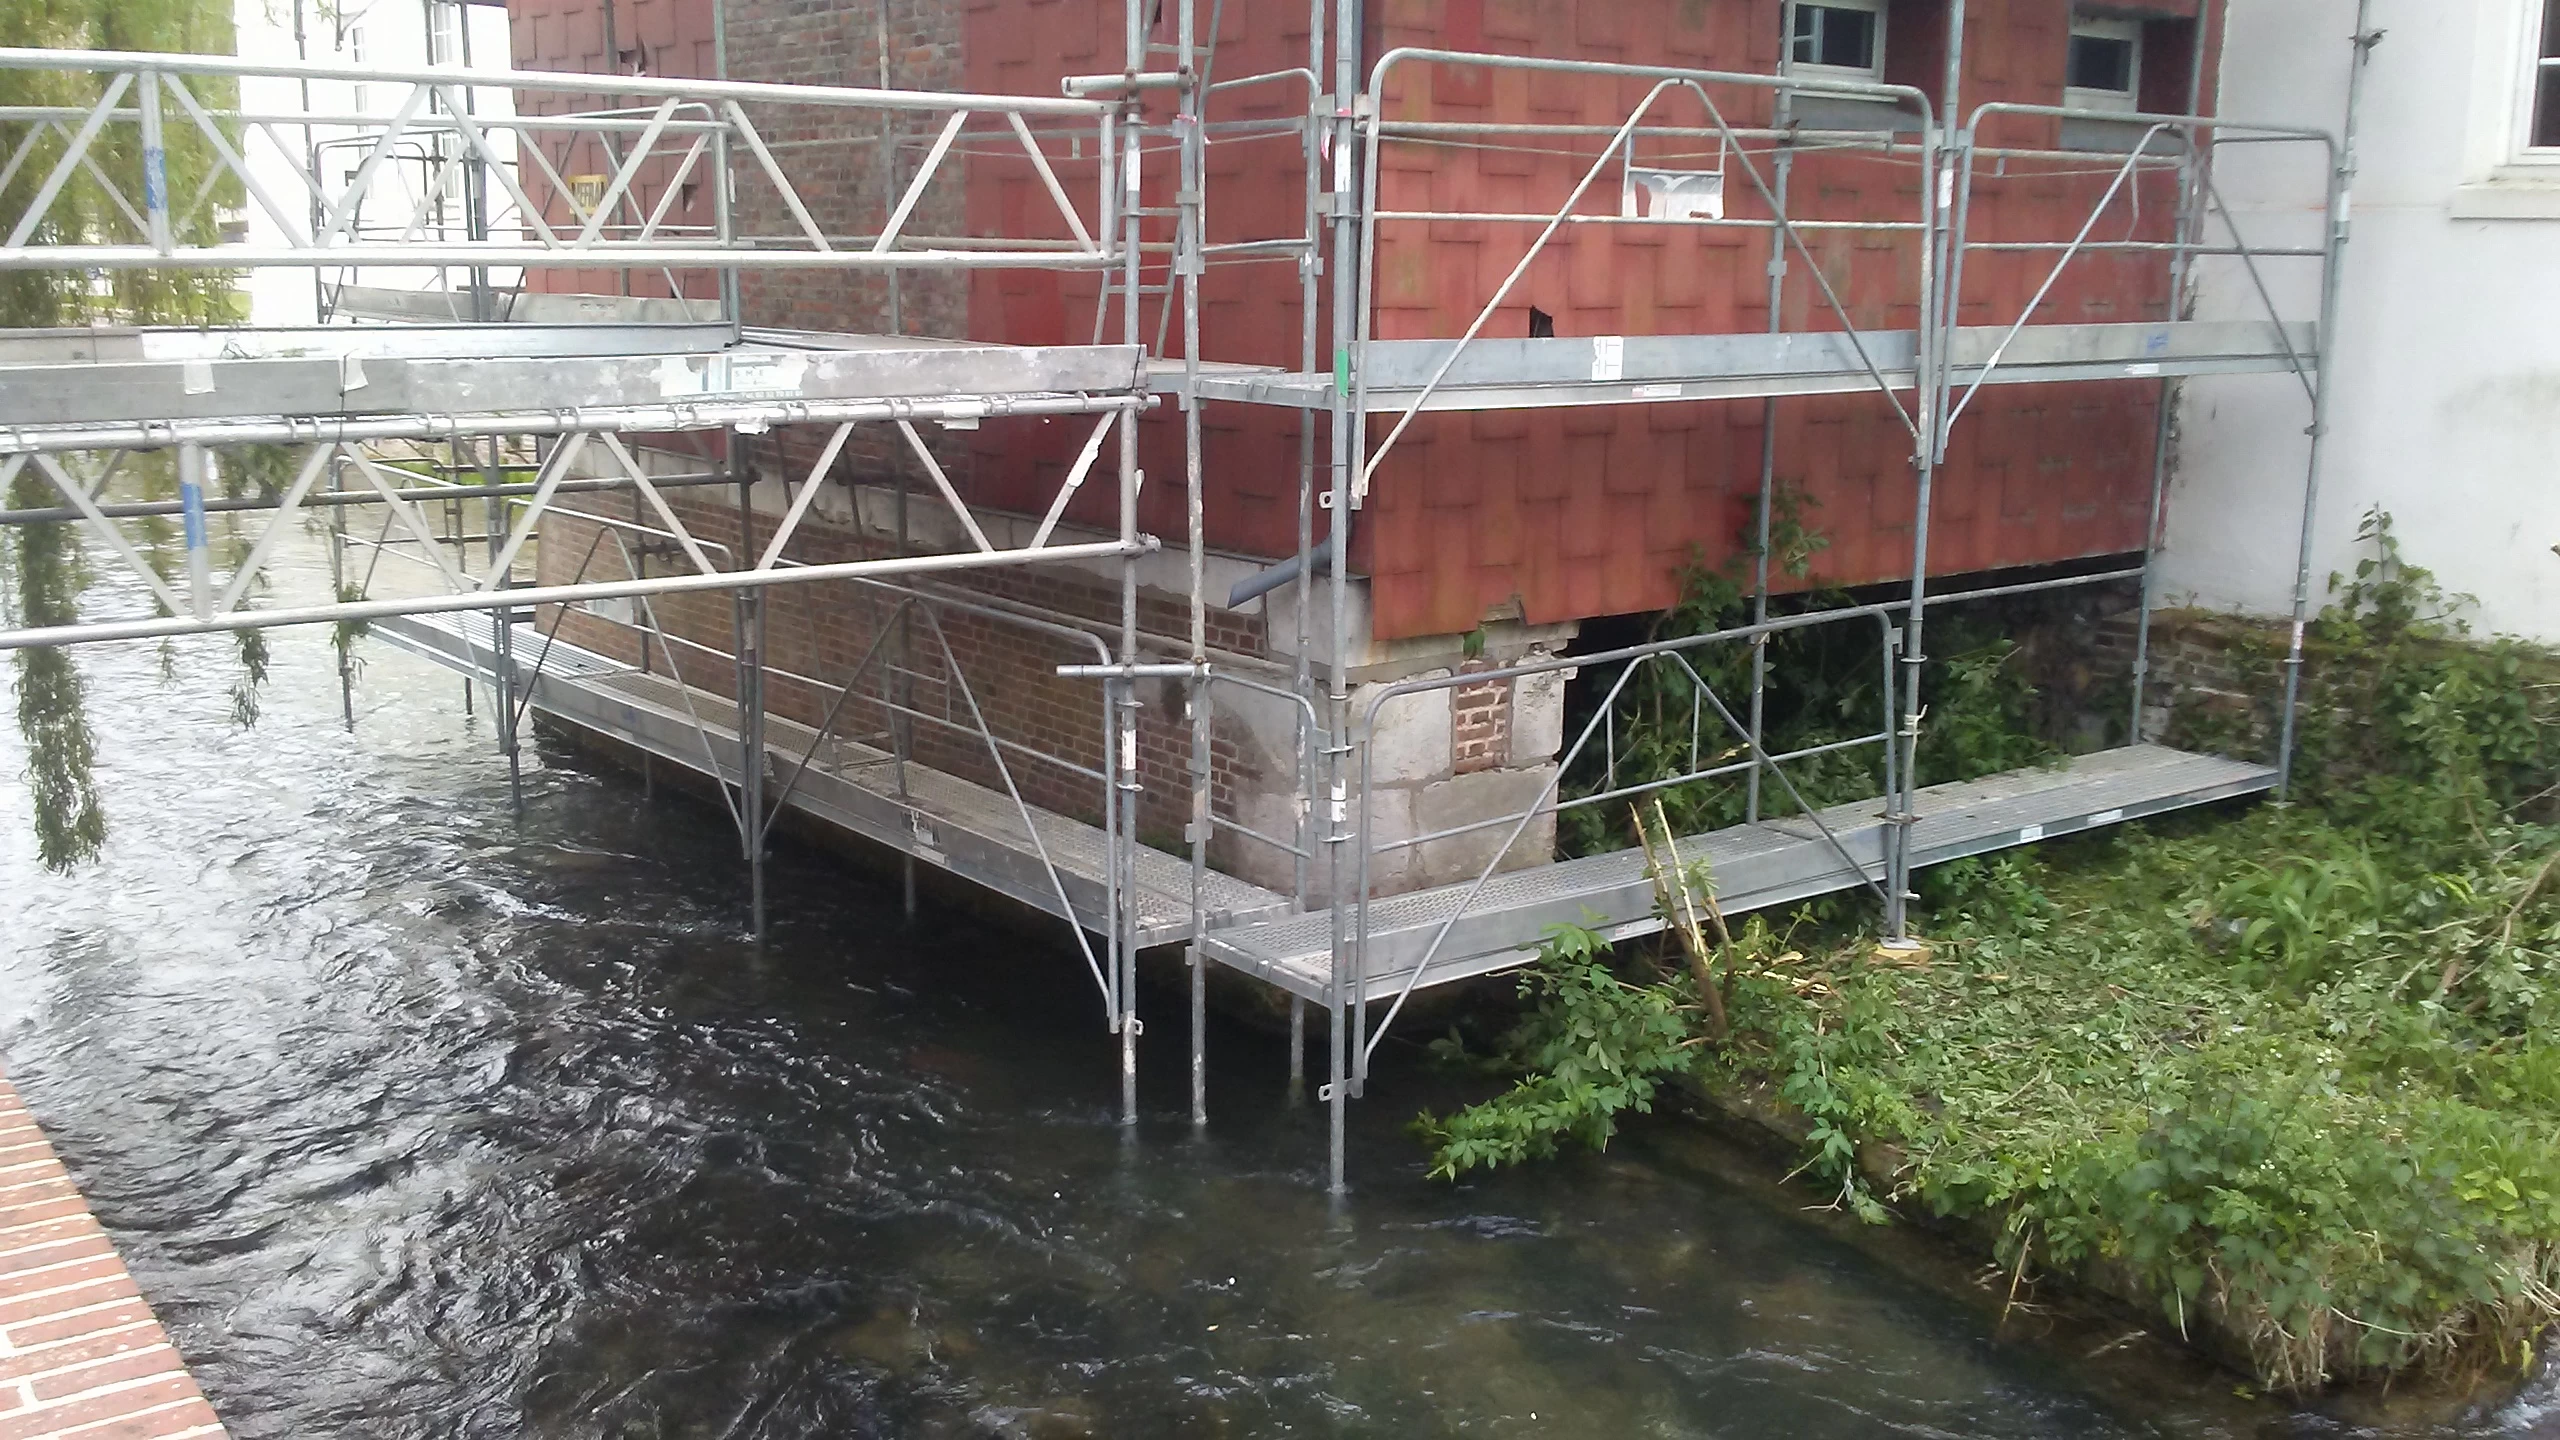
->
[1423, 515, 2560, 1395]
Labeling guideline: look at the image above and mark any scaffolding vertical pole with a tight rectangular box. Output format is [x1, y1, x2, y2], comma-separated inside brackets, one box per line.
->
[2129, 0, 2221, 748]
[1176, 0, 1213, 1132]
[484, 439, 523, 817]
[1890, 0, 1966, 941]
[1322, 0, 1362, 1196]
[713, 0, 742, 339]
[136, 63, 170, 257]
[1292, 0, 1324, 912]
[2277, 0, 2373, 798]
[1748, 0, 1802, 825]
[735, 429, 767, 942]
[325, 448, 354, 727]
[175, 444, 212, 621]
[895, 470, 917, 920]
[879, 4, 903, 335]
[1115, 0, 1148, 1130]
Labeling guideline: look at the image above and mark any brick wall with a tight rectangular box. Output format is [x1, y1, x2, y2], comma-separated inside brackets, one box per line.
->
[532, 488, 1272, 855]
[1450, 660, 1508, 775]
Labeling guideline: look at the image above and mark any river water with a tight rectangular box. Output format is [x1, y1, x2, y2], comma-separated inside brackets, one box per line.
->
[3, 549, 2554, 1439]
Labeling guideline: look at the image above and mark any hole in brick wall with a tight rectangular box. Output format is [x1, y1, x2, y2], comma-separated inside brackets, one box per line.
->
[1528, 306, 1556, 339]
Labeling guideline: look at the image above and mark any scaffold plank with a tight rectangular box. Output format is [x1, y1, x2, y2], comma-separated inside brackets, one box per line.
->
[1206, 745, 2279, 1005]
[1176, 319, 2315, 412]
[372, 613, 1291, 947]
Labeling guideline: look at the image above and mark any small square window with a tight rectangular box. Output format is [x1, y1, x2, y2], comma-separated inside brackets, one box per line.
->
[2066, 17, 2143, 114]
[1791, 2, 1884, 80]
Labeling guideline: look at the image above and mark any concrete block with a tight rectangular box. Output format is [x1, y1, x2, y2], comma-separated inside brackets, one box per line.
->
[1347, 783, 1423, 899]
[1223, 788, 1306, 896]
[1355, 673, 1452, 785]
[1512, 664, 1572, 763]
[1412, 764, 1561, 889]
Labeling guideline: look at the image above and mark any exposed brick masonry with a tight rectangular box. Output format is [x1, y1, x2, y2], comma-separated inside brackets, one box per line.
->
[534, 493, 1268, 851]
[1450, 660, 1509, 775]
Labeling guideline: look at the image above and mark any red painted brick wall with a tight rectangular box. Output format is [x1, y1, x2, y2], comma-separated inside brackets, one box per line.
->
[514, 0, 2221, 641]
[509, 0, 724, 301]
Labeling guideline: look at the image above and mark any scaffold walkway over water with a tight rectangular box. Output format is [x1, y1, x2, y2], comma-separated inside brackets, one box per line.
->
[0, 0, 2368, 1199]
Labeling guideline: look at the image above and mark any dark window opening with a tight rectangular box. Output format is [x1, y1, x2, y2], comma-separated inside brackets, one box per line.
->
[2068, 33, 2136, 94]
[1528, 306, 1555, 339]
[1792, 4, 1880, 74]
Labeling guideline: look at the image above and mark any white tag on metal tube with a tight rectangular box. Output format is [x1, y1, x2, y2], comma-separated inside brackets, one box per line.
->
[181, 359, 214, 395]
[1591, 335, 1624, 382]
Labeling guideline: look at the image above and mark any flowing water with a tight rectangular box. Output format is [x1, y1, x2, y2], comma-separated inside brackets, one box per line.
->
[4, 547, 2555, 1439]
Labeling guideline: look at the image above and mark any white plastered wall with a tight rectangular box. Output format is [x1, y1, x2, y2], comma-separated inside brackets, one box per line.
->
[2162, 0, 2560, 644]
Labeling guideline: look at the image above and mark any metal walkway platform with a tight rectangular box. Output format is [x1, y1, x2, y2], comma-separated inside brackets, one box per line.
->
[1174, 320, 2313, 412]
[0, 322, 1146, 442]
[1206, 745, 2278, 1005]
[372, 612, 1292, 947]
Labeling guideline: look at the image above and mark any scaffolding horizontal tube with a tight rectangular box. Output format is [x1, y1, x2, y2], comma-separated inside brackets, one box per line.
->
[1964, 241, 2325, 257]
[0, 245, 1119, 272]
[0, 391, 1148, 454]
[1371, 210, 1927, 233]
[0, 470, 732, 526]
[0, 105, 729, 135]
[1369, 731, 1890, 856]
[0, 46, 1114, 117]
[0, 537, 1154, 651]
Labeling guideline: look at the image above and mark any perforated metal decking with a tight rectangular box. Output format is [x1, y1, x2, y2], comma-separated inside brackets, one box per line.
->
[380, 611, 2273, 1005]
[1205, 745, 2277, 1005]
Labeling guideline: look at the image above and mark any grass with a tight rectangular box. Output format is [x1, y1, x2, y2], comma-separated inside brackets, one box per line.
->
[1421, 511, 2560, 1396]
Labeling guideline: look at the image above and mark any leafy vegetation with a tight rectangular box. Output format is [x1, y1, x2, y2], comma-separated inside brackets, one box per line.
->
[1556, 485, 2056, 855]
[1415, 919, 1698, 1179]
[1424, 516, 2560, 1395]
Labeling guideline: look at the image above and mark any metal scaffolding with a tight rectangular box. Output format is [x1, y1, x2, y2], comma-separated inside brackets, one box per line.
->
[0, 0, 2371, 1198]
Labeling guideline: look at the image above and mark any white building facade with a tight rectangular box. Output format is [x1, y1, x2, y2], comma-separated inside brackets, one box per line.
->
[230, 0, 517, 326]
[2164, 0, 2560, 644]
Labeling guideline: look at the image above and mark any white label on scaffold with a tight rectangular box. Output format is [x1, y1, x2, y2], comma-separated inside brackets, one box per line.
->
[2125, 362, 2160, 377]
[1330, 779, 1347, 824]
[1128, 132, 1143, 195]
[1631, 382, 1681, 399]
[1591, 335, 1624, 382]
[1121, 726, 1140, 774]
[657, 353, 808, 398]
[2086, 809, 2125, 827]
[181, 359, 215, 395]
[2018, 824, 2044, 843]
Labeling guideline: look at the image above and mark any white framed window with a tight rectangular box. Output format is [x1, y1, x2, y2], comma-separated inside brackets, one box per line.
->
[2522, 0, 2560, 153]
[2065, 17, 2143, 115]
[2456, 0, 2560, 215]
[428, 2, 463, 67]
[1789, 0, 1886, 83]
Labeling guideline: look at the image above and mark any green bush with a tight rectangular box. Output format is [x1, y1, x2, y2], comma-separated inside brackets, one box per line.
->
[1426, 514, 2560, 1394]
